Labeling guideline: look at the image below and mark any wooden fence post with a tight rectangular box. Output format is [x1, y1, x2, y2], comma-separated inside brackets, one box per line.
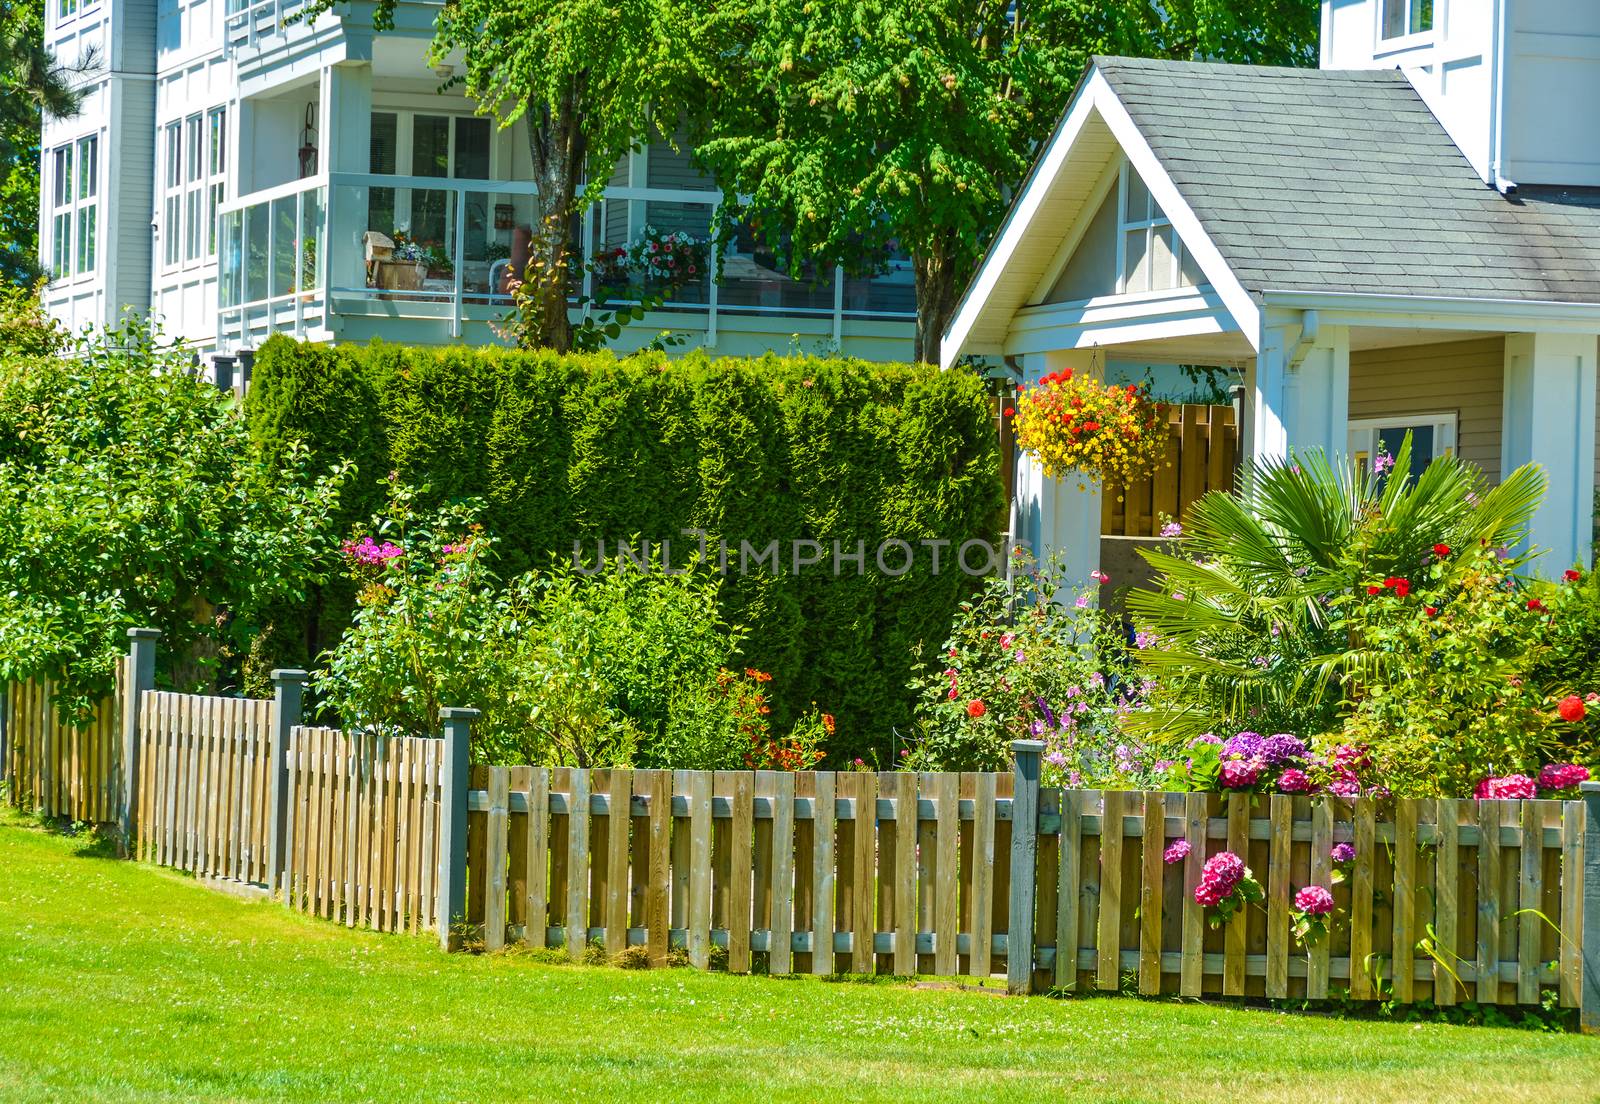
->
[1581, 781, 1600, 1035]
[266, 669, 307, 896]
[118, 629, 160, 855]
[437, 706, 478, 951]
[1008, 740, 1044, 995]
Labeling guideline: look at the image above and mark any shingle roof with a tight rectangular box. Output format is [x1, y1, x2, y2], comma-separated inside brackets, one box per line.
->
[1094, 56, 1600, 304]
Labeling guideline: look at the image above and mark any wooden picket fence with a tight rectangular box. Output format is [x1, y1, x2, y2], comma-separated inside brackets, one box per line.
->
[1, 664, 125, 824]
[134, 689, 276, 884]
[281, 726, 445, 935]
[1102, 403, 1237, 536]
[11, 630, 1600, 1028]
[461, 763, 1590, 1007]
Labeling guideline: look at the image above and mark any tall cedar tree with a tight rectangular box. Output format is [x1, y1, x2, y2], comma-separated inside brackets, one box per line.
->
[309, 0, 696, 351]
[690, 0, 1318, 364]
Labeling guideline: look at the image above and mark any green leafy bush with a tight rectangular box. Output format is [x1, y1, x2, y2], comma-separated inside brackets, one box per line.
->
[1126, 437, 1598, 795]
[907, 552, 1156, 787]
[0, 315, 349, 715]
[247, 337, 1002, 760]
[313, 485, 806, 769]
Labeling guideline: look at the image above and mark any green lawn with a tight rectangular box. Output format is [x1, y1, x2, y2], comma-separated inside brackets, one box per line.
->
[1, 808, 1595, 1104]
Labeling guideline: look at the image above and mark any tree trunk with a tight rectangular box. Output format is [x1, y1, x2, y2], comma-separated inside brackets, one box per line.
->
[523, 89, 587, 353]
[912, 245, 962, 366]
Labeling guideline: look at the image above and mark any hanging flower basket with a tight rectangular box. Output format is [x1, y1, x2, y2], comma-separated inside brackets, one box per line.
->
[1013, 367, 1169, 487]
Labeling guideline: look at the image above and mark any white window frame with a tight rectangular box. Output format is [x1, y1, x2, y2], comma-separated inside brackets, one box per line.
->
[206, 107, 227, 259]
[162, 120, 182, 269]
[47, 136, 98, 280]
[49, 143, 72, 279]
[1113, 158, 1195, 297]
[1377, 0, 1434, 45]
[369, 109, 496, 238]
[184, 113, 204, 263]
[1348, 412, 1457, 474]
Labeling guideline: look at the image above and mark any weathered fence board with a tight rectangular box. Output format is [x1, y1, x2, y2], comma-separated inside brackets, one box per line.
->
[457, 764, 1588, 1013]
[134, 690, 273, 884]
[1102, 403, 1238, 536]
[2, 665, 125, 823]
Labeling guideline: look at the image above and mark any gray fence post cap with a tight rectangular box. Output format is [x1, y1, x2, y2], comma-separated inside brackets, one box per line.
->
[127, 627, 162, 641]
[1011, 739, 1046, 754]
[269, 668, 310, 684]
[440, 707, 482, 721]
[1581, 780, 1600, 794]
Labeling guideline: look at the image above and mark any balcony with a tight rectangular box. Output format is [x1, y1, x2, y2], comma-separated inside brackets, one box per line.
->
[217, 171, 918, 356]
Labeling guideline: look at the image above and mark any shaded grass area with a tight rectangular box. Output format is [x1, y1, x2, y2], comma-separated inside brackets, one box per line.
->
[0, 806, 1595, 1104]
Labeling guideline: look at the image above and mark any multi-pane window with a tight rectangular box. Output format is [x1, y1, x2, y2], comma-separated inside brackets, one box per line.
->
[207, 107, 227, 257]
[74, 135, 97, 274]
[1116, 161, 1201, 295]
[163, 108, 226, 267]
[163, 121, 182, 267]
[1381, 0, 1433, 40]
[47, 137, 97, 278]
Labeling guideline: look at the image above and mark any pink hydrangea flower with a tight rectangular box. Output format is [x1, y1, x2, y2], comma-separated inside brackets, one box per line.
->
[1195, 850, 1246, 907]
[1163, 839, 1190, 865]
[1277, 767, 1311, 794]
[1294, 885, 1335, 917]
[1474, 774, 1537, 800]
[1538, 763, 1591, 791]
[1220, 758, 1265, 789]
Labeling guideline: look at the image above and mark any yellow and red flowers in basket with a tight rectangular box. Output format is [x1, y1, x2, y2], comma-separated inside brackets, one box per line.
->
[1012, 368, 1168, 487]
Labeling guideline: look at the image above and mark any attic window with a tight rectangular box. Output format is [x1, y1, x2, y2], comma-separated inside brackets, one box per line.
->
[1116, 161, 1199, 295]
[1381, 0, 1432, 40]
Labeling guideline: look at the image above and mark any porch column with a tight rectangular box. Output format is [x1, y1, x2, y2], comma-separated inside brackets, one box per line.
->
[1502, 332, 1598, 570]
[319, 62, 373, 296]
[1014, 349, 1101, 588]
[1250, 312, 1349, 465]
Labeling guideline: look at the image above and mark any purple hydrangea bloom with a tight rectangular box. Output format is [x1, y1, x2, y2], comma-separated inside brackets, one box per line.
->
[1330, 842, 1356, 865]
[1260, 733, 1307, 765]
[1222, 731, 1263, 760]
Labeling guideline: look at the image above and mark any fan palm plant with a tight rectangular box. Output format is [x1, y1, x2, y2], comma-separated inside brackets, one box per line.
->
[1125, 435, 1546, 744]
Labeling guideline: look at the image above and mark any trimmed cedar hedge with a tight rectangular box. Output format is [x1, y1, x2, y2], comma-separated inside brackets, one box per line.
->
[244, 336, 1003, 761]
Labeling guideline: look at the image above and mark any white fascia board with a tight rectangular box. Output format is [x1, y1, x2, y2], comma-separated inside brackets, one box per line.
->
[940, 73, 1110, 369]
[1088, 75, 1261, 351]
[941, 66, 1261, 369]
[1004, 288, 1232, 356]
[1262, 289, 1600, 335]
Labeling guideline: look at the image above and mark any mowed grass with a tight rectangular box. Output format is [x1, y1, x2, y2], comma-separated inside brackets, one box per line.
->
[0, 809, 1596, 1104]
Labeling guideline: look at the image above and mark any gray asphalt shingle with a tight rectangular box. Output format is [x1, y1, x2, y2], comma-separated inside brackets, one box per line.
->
[1095, 56, 1600, 303]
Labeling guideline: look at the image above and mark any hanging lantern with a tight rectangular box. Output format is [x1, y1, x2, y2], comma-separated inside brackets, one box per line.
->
[298, 103, 318, 179]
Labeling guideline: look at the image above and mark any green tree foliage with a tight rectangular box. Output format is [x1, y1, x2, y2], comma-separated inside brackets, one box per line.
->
[690, 0, 1318, 363]
[0, 312, 351, 717]
[308, 0, 696, 351]
[0, 0, 94, 284]
[246, 336, 1002, 761]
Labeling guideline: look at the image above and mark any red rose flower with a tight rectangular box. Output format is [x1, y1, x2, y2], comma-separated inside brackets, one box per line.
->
[1424, 606, 1438, 618]
[1433, 543, 1451, 558]
[1564, 568, 1582, 583]
[1393, 578, 1411, 598]
[1558, 695, 1587, 723]
[1528, 598, 1546, 612]
[966, 700, 987, 718]
[1366, 585, 1381, 596]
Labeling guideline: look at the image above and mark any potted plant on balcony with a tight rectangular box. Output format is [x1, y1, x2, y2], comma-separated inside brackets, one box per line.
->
[368, 228, 427, 292]
[422, 243, 454, 282]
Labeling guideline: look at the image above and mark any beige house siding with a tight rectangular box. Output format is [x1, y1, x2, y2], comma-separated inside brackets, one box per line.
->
[1349, 337, 1506, 481]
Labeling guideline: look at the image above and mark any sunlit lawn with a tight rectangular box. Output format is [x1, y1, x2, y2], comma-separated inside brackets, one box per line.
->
[0, 804, 1595, 1103]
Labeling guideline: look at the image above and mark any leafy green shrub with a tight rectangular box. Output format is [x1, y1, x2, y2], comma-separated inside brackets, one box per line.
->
[247, 336, 1002, 760]
[1124, 437, 1598, 795]
[907, 552, 1154, 786]
[313, 484, 798, 768]
[0, 315, 349, 715]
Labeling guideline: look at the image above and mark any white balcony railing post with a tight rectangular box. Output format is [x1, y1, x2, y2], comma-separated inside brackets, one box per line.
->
[452, 189, 467, 338]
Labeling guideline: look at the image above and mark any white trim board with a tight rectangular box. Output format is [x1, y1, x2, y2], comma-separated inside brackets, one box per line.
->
[941, 65, 1260, 369]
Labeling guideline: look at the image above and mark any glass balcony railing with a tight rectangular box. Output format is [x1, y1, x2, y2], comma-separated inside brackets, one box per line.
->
[224, 0, 309, 47]
[218, 170, 917, 350]
[216, 176, 327, 350]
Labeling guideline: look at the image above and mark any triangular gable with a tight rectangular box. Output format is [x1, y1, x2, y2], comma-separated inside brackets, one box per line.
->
[940, 63, 1261, 369]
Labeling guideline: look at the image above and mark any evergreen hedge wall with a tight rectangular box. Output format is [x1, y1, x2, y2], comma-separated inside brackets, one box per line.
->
[246, 336, 1003, 761]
